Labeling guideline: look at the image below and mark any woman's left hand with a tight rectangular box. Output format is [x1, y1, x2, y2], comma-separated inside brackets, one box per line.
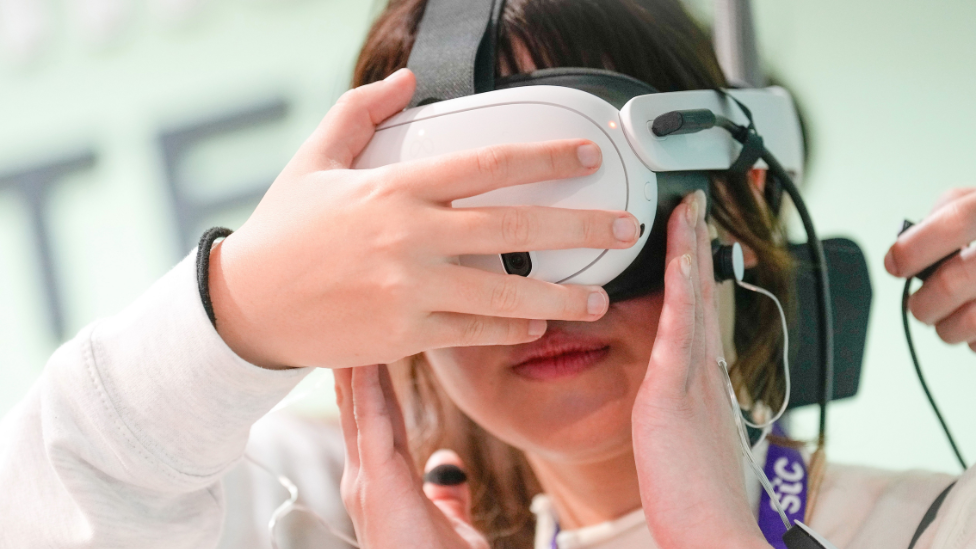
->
[335, 365, 488, 549]
[631, 191, 769, 549]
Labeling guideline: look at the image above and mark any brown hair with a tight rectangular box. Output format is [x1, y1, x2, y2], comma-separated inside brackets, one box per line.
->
[354, 1, 793, 547]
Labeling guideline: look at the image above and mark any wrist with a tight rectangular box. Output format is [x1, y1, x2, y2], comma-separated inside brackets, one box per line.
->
[208, 238, 291, 370]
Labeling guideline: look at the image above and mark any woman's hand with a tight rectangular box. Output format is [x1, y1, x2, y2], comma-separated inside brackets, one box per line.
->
[335, 365, 488, 549]
[208, 68, 641, 369]
[632, 192, 769, 549]
[885, 187, 976, 351]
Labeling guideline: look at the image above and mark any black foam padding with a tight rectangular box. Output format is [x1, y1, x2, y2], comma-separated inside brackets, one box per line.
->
[495, 68, 658, 109]
[603, 171, 712, 302]
[780, 237, 871, 409]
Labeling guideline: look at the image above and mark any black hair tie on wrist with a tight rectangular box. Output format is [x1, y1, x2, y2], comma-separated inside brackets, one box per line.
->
[424, 464, 468, 486]
[196, 227, 233, 329]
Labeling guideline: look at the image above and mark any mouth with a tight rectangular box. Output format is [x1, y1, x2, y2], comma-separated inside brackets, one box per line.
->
[509, 330, 611, 381]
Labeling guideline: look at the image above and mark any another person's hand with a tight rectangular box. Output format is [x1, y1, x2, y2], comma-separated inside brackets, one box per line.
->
[632, 192, 769, 549]
[335, 365, 488, 549]
[208, 68, 641, 369]
[885, 188, 976, 351]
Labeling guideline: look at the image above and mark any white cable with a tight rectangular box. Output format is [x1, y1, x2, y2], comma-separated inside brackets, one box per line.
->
[717, 358, 792, 530]
[245, 454, 360, 548]
[734, 279, 790, 429]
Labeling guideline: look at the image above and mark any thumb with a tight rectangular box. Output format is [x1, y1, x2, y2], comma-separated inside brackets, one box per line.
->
[423, 449, 474, 526]
[300, 68, 416, 172]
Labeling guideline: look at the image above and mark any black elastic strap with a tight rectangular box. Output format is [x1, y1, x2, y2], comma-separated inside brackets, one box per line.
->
[907, 482, 955, 549]
[728, 130, 764, 173]
[196, 227, 233, 329]
[716, 89, 764, 174]
[406, 0, 500, 106]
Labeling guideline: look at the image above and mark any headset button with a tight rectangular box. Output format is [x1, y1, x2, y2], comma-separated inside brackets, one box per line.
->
[643, 181, 654, 201]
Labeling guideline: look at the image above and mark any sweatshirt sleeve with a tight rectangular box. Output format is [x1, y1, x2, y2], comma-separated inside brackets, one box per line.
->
[0, 253, 310, 548]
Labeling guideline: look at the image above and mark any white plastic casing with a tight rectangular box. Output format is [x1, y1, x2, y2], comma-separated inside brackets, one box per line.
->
[353, 85, 803, 285]
[620, 87, 804, 182]
[354, 86, 656, 286]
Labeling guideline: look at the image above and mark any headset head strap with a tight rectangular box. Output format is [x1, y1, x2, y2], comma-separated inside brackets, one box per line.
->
[406, 0, 503, 107]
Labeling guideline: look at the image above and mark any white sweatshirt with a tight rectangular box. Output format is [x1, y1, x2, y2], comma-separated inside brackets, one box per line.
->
[0, 254, 974, 549]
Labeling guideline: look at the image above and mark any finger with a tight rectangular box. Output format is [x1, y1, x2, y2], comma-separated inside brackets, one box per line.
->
[334, 368, 360, 471]
[300, 68, 416, 171]
[381, 139, 602, 203]
[351, 365, 397, 466]
[684, 197, 707, 376]
[969, 341, 976, 353]
[934, 300, 976, 345]
[907, 246, 976, 324]
[690, 190, 722, 354]
[376, 364, 411, 456]
[427, 266, 608, 321]
[439, 206, 639, 255]
[424, 312, 549, 349]
[646, 253, 696, 393]
[423, 450, 474, 526]
[645, 199, 699, 389]
[885, 190, 976, 277]
[931, 188, 976, 214]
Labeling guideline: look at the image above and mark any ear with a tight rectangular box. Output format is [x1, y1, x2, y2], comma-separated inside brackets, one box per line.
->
[738, 241, 759, 269]
[748, 168, 766, 194]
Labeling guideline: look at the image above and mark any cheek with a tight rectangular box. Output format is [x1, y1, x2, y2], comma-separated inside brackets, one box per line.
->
[423, 346, 506, 412]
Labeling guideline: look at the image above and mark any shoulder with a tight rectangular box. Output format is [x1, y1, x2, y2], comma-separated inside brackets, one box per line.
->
[809, 462, 955, 549]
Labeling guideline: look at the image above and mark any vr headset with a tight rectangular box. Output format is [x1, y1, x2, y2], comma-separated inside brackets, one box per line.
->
[353, 0, 870, 418]
[353, 6, 804, 299]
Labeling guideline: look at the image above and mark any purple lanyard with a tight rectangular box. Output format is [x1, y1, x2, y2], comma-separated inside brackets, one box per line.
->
[548, 426, 806, 549]
[757, 424, 808, 549]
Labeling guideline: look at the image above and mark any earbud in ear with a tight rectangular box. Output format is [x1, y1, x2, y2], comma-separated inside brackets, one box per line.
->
[712, 240, 745, 282]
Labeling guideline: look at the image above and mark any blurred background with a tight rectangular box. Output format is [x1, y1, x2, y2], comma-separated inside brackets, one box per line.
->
[1, 0, 975, 474]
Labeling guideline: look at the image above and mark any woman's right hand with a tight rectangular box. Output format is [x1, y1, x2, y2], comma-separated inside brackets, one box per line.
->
[208, 68, 641, 369]
[335, 365, 488, 549]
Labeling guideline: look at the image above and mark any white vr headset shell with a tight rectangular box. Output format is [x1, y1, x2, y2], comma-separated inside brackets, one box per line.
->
[354, 85, 804, 286]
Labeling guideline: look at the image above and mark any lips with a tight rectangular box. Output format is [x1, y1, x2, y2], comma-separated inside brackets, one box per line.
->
[509, 329, 611, 381]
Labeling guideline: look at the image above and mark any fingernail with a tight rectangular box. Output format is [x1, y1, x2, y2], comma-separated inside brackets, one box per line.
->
[528, 319, 547, 337]
[613, 217, 639, 242]
[685, 200, 699, 227]
[384, 67, 409, 82]
[587, 291, 608, 315]
[424, 464, 468, 486]
[680, 254, 693, 278]
[577, 143, 601, 169]
[694, 190, 707, 222]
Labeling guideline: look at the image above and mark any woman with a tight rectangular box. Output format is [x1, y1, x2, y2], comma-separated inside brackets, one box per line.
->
[340, 2, 792, 548]
[2, 1, 975, 549]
